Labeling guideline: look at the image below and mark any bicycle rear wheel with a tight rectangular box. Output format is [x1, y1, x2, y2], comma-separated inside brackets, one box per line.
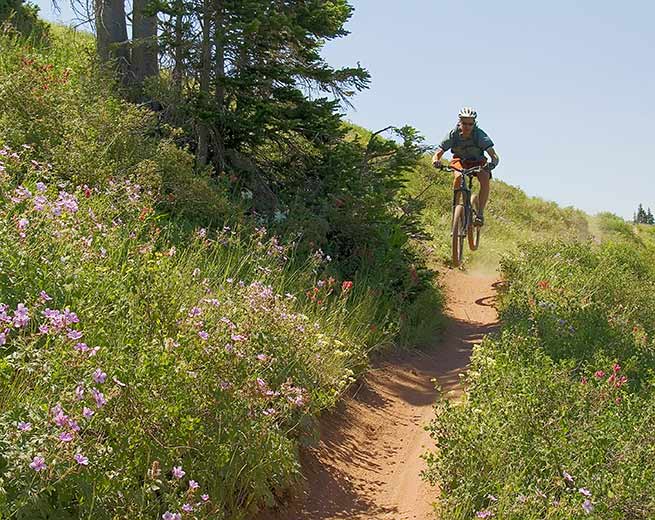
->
[451, 204, 465, 267]
[468, 194, 481, 251]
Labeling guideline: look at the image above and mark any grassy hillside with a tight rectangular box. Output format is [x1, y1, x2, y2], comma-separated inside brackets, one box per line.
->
[405, 157, 592, 269]
[0, 23, 443, 519]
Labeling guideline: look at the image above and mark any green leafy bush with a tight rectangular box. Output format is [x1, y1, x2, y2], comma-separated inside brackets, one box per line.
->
[0, 0, 48, 41]
[0, 28, 231, 224]
[425, 241, 655, 519]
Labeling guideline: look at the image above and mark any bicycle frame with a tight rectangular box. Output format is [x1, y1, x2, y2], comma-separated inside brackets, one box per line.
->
[434, 162, 484, 266]
[449, 166, 481, 237]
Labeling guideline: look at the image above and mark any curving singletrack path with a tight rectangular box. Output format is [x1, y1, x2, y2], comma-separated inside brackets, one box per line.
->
[260, 269, 499, 520]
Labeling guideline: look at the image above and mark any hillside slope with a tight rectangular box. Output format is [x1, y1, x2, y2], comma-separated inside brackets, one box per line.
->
[405, 157, 592, 269]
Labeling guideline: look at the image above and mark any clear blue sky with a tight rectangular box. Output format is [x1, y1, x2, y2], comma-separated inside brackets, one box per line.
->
[36, 0, 655, 218]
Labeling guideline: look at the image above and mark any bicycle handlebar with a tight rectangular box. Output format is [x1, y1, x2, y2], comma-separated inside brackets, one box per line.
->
[433, 163, 483, 175]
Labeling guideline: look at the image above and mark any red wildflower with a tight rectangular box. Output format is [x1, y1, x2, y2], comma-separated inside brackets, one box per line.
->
[537, 280, 550, 289]
[341, 281, 353, 293]
[612, 363, 621, 373]
[594, 370, 605, 378]
[581, 376, 588, 385]
[139, 207, 152, 221]
[615, 375, 628, 388]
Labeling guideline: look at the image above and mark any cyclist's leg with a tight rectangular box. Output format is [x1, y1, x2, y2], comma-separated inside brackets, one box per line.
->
[477, 169, 490, 212]
[451, 158, 464, 205]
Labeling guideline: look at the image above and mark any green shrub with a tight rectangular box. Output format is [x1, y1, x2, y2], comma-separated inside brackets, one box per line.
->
[0, 28, 232, 225]
[425, 241, 655, 519]
[0, 0, 48, 41]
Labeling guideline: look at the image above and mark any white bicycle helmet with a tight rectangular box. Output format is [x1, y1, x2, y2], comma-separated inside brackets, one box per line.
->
[458, 107, 477, 119]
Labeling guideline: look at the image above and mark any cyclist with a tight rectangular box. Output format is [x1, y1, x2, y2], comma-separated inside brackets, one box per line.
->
[432, 107, 499, 226]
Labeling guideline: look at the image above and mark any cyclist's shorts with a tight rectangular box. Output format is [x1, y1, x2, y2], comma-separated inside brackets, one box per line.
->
[451, 158, 492, 179]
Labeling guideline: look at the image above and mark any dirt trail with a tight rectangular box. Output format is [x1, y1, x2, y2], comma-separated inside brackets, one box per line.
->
[261, 269, 499, 520]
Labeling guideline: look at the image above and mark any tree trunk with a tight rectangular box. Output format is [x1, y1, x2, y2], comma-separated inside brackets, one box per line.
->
[95, 0, 130, 82]
[196, 0, 212, 167]
[212, 0, 225, 174]
[131, 0, 159, 87]
[172, 0, 184, 87]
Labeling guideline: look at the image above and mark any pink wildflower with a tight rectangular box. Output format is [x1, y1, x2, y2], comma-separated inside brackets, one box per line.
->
[91, 388, 107, 408]
[74, 342, 89, 353]
[29, 456, 47, 472]
[59, 431, 74, 442]
[18, 421, 32, 431]
[172, 465, 185, 479]
[74, 453, 89, 466]
[12, 304, 29, 328]
[67, 329, 83, 341]
[93, 368, 107, 384]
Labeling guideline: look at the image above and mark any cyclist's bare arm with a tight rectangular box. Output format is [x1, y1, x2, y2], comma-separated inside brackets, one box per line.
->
[486, 147, 499, 169]
[432, 147, 445, 167]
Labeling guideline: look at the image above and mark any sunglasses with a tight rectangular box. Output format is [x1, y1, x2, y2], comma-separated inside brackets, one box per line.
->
[460, 121, 475, 127]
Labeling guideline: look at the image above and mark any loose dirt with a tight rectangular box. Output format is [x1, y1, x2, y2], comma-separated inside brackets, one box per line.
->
[260, 269, 500, 520]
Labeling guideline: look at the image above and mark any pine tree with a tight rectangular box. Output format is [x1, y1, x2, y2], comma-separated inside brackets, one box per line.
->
[156, 0, 370, 173]
[647, 207, 654, 225]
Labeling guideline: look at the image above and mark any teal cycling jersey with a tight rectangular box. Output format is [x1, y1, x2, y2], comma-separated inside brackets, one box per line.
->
[439, 125, 494, 161]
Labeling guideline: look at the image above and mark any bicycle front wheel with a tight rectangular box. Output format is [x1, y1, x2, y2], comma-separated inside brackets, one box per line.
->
[451, 204, 465, 267]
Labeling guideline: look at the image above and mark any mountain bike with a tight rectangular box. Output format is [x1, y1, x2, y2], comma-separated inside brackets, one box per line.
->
[434, 163, 483, 267]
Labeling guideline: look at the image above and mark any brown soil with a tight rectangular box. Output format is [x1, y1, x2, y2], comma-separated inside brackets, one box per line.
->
[259, 269, 500, 520]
